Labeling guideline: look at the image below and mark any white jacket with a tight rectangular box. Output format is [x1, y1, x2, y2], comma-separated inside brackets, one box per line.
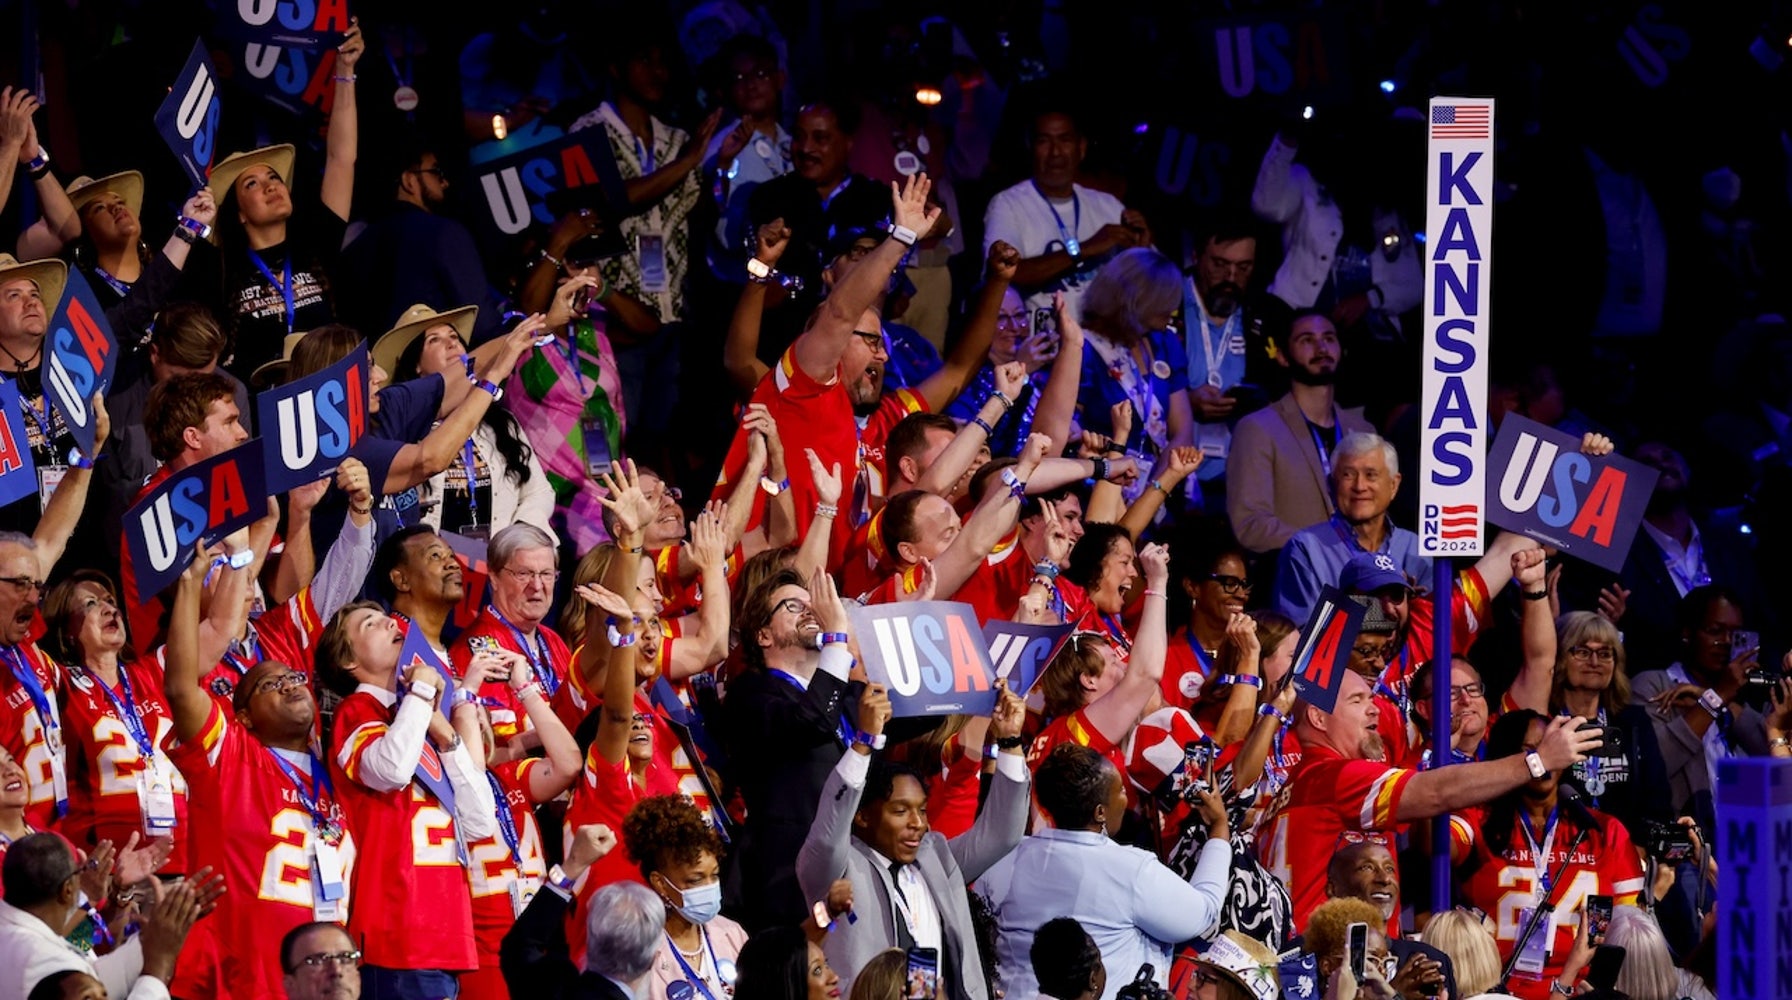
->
[0, 900, 166, 1000]
[418, 421, 558, 545]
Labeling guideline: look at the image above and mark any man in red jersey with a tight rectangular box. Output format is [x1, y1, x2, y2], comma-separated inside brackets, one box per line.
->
[162, 548, 359, 1000]
[0, 396, 106, 830]
[451, 523, 571, 751]
[1257, 667, 1602, 931]
[317, 601, 498, 999]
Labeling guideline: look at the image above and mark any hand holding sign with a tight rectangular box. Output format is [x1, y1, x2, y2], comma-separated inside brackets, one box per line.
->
[990, 679, 1026, 741]
[856, 684, 892, 742]
[1288, 586, 1366, 714]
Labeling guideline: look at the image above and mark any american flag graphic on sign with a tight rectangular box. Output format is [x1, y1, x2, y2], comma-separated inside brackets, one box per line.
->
[1431, 104, 1490, 139]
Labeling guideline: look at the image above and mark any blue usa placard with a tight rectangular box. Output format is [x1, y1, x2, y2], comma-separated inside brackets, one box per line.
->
[850, 600, 997, 717]
[982, 620, 1073, 699]
[397, 621, 455, 691]
[1289, 586, 1364, 715]
[155, 40, 221, 188]
[215, 0, 350, 47]
[469, 129, 628, 239]
[0, 381, 37, 508]
[44, 270, 118, 458]
[124, 442, 267, 604]
[257, 343, 367, 493]
[1485, 415, 1658, 574]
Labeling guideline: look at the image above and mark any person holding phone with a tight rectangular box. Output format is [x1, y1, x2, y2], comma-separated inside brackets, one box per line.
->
[1303, 898, 1401, 1000]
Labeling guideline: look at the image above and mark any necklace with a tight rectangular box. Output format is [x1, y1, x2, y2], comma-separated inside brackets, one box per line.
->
[0, 341, 41, 372]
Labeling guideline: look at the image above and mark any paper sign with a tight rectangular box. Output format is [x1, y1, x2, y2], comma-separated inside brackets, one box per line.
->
[0, 382, 37, 508]
[397, 621, 455, 691]
[1288, 586, 1364, 715]
[469, 129, 628, 239]
[849, 601, 997, 717]
[441, 530, 490, 634]
[981, 620, 1073, 699]
[123, 442, 267, 603]
[155, 40, 221, 188]
[257, 343, 367, 493]
[1417, 96, 1494, 558]
[1485, 415, 1658, 573]
[44, 270, 118, 458]
[1715, 756, 1792, 1000]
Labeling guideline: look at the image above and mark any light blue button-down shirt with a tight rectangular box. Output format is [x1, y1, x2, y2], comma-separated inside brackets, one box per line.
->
[977, 827, 1233, 1000]
[1275, 515, 1433, 623]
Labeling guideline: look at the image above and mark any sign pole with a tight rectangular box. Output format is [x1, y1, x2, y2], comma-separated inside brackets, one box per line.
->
[1429, 556, 1454, 915]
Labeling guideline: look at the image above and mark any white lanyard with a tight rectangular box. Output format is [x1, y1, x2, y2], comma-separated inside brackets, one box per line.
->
[1519, 809, 1561, 901]
[1196, 308, 1238, 389]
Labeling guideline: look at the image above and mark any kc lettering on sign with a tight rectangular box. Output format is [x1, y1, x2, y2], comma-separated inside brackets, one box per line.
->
[44, 270, 118, 458]
[257, 343, 367, 493]
[851, 601, 997, 717]
[155, 40, 221, 188]
[1417, 97, 1494, 557]
[125, 443, 268, 603]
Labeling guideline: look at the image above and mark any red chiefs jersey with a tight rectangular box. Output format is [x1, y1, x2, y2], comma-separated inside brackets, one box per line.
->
[649, 543, 743, 620]
[199, 588, 325, 704]
[330, 690, 477, 972]
[1160, 628, 1223, 712]
[1378, 568, 1492, 694]
[712, 347, 927, 570]
[944, 529, 1036, 623]
[842, 511, 891, 602]
[60, 654, 191, 871]
[923, 735, 983, 840]
[1027, 708, 1125, 775]
[167, 699, 357, 1000]
[0, 642, 66, 829]
[468, 758, 550, 971]
[564, 741, 680, 968]
[555, 647, 711, 815]
[451, 606, 572, 742]
[1257, 743, 1415, 931]
[1456, 806, 1646, 1000]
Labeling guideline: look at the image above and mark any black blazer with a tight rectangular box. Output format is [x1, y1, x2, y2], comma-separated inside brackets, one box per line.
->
[722, 664, 859, 929]
[500, 881, 641, 1000]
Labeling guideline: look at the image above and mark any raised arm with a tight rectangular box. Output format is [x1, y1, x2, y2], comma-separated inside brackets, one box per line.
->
[1233, 673, 1297, 787]
[0, 88, 31, 220]
[33, 393, 107, 574]
[931, 434, 1051, 598]
[577, 460, 658, 692]
[614, 109, 721, 212]
[915, 362, 1028, 497]
[385, 317, 538, 492]
[270, 478, 324, 605]
[1392, 715, 1598, 822]
[1119, 447, 1202, 542]
[500, 649, 580, 801]
[13, 106, 80, 253]
[1249, 131, 1303, 224]
[320, 22, 362, 222]
[793, 449, 842, 582]
[915, 243, 1016, 412]
[667, 507, 730, 679]
[795, 686, 892, 900]
[793, 173, 942, 383]
[1030, 292, 1084, 454]
[1505, 547, 1555, 714]
[1213, 613, 1268, 746]
[307, 459, 378, 621]
[164, 547, 213, 741]
[723, 220, 788, 396]
[1082, 543, 1171, 745]
[586, 581, 643, 768]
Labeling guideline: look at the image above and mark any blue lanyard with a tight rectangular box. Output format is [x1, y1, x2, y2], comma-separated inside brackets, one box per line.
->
[82, 665, 155, 756]
[1307, 416, 1340, 478]
[246, 250, 295, 334]
[768, 669, 855, 745]
[667, 928, 724, 1000]
[91, 267, 132, 298]
[1031, 180, 1081, 255]
[486, 770, 523, 866]
[1098, 612, 1132, 653]
[1183, 630, 1217, 679]
[489, 606, 559, 697]
[222, 628, 262, 676]
[635, 133, 655, 174]
[819, 177, 851, 213]
[559, 326, 587, 394]
[12, 380, 53, 444]
[267, 747, 342, 842]
[459, 439, 482, 527]
[1519, 807, 1561, 894]
[6, 646, 57, 740]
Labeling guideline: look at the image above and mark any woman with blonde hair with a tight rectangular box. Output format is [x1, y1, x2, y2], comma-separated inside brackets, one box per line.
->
[846, 949, 908, 1000]
[1420, 908, 1514, 998]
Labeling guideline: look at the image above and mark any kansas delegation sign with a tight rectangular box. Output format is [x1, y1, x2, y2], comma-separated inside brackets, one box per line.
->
[1418, 98, 1493, 557]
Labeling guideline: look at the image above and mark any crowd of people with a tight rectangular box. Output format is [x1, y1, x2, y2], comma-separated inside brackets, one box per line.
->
[0, 3, 1782, 1000]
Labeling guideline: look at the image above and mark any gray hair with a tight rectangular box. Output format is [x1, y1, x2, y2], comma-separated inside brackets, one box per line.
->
[1079, 248, 1182, 344]
[1331, 432, 1399, 473]
[0, 532, 36, 551]
[585, 881, 666, 981]
[1606, 907, 1680, 1000]
[488, 522, 556, 574]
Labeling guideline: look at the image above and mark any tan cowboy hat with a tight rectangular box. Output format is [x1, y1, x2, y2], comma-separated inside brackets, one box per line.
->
[207, 143, 297, 244]
[0, 254, 68, 317]
[66, 171, 145, 220]
[371, 303, 479, 377]
[249, 331, 310, 389]
[1193, 931, 1281, 1000]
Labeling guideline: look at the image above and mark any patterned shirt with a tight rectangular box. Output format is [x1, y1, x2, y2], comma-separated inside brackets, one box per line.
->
[570, 102, 700, 323]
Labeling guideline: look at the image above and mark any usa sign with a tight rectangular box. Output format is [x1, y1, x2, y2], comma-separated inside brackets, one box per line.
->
[155, 40, 221, 188]
[125, 442, 268, 603]
[0, 381, 36, 508]
[1288, 585, 1364, 715]
[220, 0, 352, 117]
[1417, 97, 1493, 557]
[44, 270, 118, 458]
[981, 620, 1073, 699]
[1486, 415, 1657, 573]
[849, 600, 997, 717]
[256, 342, 367, 493]
[470, 129, 626, 239]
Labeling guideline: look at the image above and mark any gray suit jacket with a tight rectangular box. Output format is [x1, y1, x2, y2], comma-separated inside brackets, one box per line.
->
[1226, 393, 1372, 553]
[1629, 667, 1768, 827]
[796, 752, 1030, 1000]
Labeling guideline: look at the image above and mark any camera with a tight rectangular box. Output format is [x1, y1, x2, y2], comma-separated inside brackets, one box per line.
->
[1115, 965, 1170, 1000]
[1643, 820, 1697, 864]
[1576, 721, 1625, 759]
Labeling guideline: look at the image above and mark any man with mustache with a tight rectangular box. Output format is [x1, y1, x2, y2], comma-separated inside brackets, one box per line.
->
[1181, 218, 1260, 509]
[746, 100, 890, 303]
[0, 256, 88, 539]
[376, 526, 463, 664]
[1227, 309, 1371, 554]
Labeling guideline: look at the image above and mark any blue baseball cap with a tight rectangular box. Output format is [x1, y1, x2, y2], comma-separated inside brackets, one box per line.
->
[1339, 552, 1408, 594]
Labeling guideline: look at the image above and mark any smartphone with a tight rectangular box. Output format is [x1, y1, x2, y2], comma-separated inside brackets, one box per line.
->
[1224, 383, 1268, 413]
[1586, 944, 1626, 990]
[1183, 739, 1216, 794]
[1346, 922, 1368, 982]
[1586, 894, 1614, 944]
[1032, 307, 1059, 339]
[905, 947, 939, 1000]
[1734, 629, 1761, 660]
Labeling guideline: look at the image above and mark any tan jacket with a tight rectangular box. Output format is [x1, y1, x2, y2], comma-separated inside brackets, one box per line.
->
[1226, 392, 1373, 553]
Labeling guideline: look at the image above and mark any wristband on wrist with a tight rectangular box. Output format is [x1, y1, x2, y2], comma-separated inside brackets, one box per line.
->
[813, 501, 839, 519]
[1216, 673, 1262, 689]
[548, 864, 577, 892]
[350, 501, 374, 515]
[539, 250, 563, 269]
[26, 148, 49, 178]
[1091, 457, 1109, 481]
[169, 224, 198, 245]
[1032, 560, 1060, 580]
[177, 215, 212, 242]
[1142, 588, 1166, 598]
[1147, 478, 1168, 494]
[1000, 466, 1026, 500]
[992, 391, 1015, 412]
[1257, 704, 1292, 726]
[759, 475, 790, 496]
[994, 734, 1025, 750]
[819, 632, 850, 647]
[852, 731, 888, 751]
[473, 378, 503, 400]
[972, 416, 995, 436]
[886, 222, 918, 247]
[332, 74, 357, 83]
[1521, 590, 1549, 602]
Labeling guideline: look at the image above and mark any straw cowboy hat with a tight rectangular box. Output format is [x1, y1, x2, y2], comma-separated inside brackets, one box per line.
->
[249, 331, 310, 389]
[0, 254, 68, 316]
[371, 303, 479, 377]
[66, 171, 145, 219]
[206, 143, 297, 244]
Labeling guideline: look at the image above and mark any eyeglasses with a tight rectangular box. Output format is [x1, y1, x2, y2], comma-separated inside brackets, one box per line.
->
[0, 576, 45, 596]
[409, 167, 447, 180]
[1208, 574, 1253, 595]
[852, 329, 886, 348]
[774, 598, 811, 617]
[631, 712, 652, 724]
[996, 311, 1029, 329]
[251, 671, 308, 697]
[1449, 682, 1486, 700]
[1568, 645, 1617, 664]
[502, 568, 560, 586]
[1353, 643, 1392, 661]
[1365, 955, 1399, 981]
[297, 950, 362, 969]
[644, 486, 684, 506]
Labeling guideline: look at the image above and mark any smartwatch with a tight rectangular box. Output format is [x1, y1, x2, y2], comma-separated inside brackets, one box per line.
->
[760, 475, 790, 496]
[1524, 750, 1547, 779]
[1698, 688, 1726, 719]
[886, 222, 918, 247]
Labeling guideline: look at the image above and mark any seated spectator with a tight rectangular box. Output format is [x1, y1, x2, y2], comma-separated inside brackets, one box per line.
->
[980, 741, 1232, 1000]
[1302, 897, 1401, 999]
[280, 921, 363, 1000]
[1628, 584, 1771, 837]
[627, 796, 748, 1000]
[1420, 908, 1512, 1000]
[1451, 710, 1646, 1000]
[732, 925, 841, 1000]
[1226, 308, 1369, 554]
[1258, 667, 1599, 930]
[1030, 918, 1104, 1000]
[1275, 432, 1429, 623]
[795, 682, 1029, 1000]
[1322, 839, 1454, 998]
